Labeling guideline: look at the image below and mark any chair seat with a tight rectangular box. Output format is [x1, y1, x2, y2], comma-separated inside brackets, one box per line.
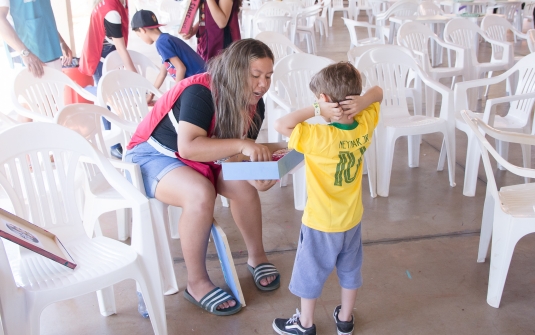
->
[499, 183, 535, 217]
[456, 112, 528, 133]
[15, 235, 137, 291]
[358, 37, 383, 45]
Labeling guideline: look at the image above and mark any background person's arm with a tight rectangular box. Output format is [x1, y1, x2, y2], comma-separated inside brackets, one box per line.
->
[112, 37, 137, 73]
[205, 0, 234, 28]
[57, 32, 72, 66]
[0, 7, 44, 77]
[168, 56, 186, 83]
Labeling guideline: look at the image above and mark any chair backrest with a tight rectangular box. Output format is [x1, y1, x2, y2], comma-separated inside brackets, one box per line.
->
[0, 123, 102, 229]
[332, 0, 345, 8]
[523, 1, 535, 17]
[11, 67, 94, 122]
[97, 70, 162, 124]
[358, 0, 371, 10]
[494, 1, 522, 22]
[528, 29, 535, 53]
[284, 0, 303, 11]
[301, 0, 316, 8]
[418, 0, 443, 15]
[355, 45, 424, 117]
[376, 0, 419, 22]
[271, 53, 335, 110]
[342, 17, 384, 47]
[102, 50, 160, 79]
[481, 15, 516, 60]
[397, 21, 437, 69]
[506, 53, 535, 123]
[444, 18, 483, 54]
[255, 31, 304, 64]
[347, 44, 386, 64]
[461, 110, 535, 201]
[253, 3, 294, 36]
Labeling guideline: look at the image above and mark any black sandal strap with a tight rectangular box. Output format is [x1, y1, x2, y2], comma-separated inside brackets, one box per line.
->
[252, 263, 280, 283]
[199, 287, 234, 313]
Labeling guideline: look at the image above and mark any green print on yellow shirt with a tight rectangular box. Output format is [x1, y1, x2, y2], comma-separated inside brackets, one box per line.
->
[334, 146, 366, 186]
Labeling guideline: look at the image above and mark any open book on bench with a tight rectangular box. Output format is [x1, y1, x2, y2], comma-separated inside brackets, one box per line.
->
[0, 208, 77, 269]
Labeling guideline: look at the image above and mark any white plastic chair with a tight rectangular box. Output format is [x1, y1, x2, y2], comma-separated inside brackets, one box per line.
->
[522, 1, 535, 30]
[356, 0, 374, 23]
[255, 31, 304, 64]
[486, 1, 523, 32]
[11, 67, 97, 123]
[316, 0, 330, 36]
[443, 18, 512, 107]
[528, 29, 535, 52]
[375, 0, 419, 44]
[268, 53, 335, 209]
[295, 4, 323, 54]
[342, 17, 385, 49]
[397, 21, 467, 116]
[418, 0, 444, 16]
[102, 49, 175, 93]
[461, 110, 535, 308]
[0, 122, 167, 335]
[97, 69, 163, 151]
[252, 2, 295, 40]
[356, 45, 456, 197]
[437, 52, 535, 197]
[329, 0, 351, 26]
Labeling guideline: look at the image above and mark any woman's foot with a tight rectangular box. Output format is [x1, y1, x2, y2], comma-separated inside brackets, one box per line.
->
[248, 258, 278, 287]
[186, 280, 237, 310]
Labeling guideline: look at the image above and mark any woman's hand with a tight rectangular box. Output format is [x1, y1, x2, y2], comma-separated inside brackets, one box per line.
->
[146, 92, 155, 104]
[60, 41, 73, 67]
[240, 141, 271, 162]
[181, 24, 199, 40]
[249, 179, 278, 191]
[22, 52, 45, 78]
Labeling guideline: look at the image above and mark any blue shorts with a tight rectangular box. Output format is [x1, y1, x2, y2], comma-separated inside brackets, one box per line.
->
[124, 140, 186, 198]
[289, 223, 363, 299]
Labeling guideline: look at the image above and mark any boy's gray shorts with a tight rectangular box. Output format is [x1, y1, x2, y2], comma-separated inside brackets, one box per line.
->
[289, 223, 363, 300]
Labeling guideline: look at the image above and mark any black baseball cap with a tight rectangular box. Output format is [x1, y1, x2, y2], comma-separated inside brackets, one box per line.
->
[131, 10, 165, 30]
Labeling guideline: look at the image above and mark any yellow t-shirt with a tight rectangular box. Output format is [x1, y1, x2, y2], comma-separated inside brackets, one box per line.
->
[288, 102, 380, 233]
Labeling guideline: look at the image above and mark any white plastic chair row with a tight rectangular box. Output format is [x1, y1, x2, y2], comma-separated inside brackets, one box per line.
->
[0, 122, 167, 335]
[461, 110, 535, 308]
[375, 0, 419, 44]
[356, 45, 456, 197]
[438, 52, 535, 197]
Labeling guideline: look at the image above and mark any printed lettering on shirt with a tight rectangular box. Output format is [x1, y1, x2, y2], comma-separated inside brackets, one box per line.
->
[334, 136, 368, 186]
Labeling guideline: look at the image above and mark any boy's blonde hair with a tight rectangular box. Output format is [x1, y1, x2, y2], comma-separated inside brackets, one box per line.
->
[309, 62, 362, 103]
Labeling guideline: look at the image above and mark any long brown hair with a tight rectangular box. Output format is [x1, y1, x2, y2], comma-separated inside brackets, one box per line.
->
[207, 39, 274, 139]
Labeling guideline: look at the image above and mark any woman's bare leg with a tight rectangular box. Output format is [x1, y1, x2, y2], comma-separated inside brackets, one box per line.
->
[155, 166, 235, 309]
[217, 175, 277, 287]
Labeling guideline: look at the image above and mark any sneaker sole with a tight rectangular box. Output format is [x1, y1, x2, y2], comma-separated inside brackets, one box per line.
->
[272, 319, 294, 335]
[332, 310, 354, 335]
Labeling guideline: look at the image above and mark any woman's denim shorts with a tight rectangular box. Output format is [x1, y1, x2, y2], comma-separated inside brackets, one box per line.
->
[125, 140, 186, 198]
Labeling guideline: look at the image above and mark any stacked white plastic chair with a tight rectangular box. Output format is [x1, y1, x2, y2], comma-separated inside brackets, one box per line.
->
[522, 1, 535, 30]
[102, 49, 175, 93]
[356, 45, 456, 197]
[342, 17, 385, 49]
[356, 0, 374, 23]
[253, 2, 295, 41]
[485, 1, 523, 33]
[437, 53, 535, 196]
[295, 4, 323, 54]
[375, 0, 419, 44]
[0, 122, 167, 335]
[329, 0, 351, 26]
[461, 110, 535, 308]
[397, 21, 467, 117]
[443, 18, 512, 109]
[11, 67, 96, 122]
[268, 53, 335, 209]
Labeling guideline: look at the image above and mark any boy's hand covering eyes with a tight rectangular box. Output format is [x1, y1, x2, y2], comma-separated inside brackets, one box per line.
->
[318, 100, 342, 121]
[339, 95, 368, 120]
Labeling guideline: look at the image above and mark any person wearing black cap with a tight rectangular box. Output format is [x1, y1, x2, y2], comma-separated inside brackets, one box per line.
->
[131, 10, 206, 103]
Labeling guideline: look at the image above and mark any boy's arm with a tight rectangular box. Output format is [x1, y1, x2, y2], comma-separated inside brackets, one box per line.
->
[274, 101, 341, 138]
[168, 56, 186, 82]
[339, 86, 383, 120]
[153, 64, 168, 90]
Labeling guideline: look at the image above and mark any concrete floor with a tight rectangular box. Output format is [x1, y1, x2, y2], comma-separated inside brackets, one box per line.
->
[34, 12, 535, 335]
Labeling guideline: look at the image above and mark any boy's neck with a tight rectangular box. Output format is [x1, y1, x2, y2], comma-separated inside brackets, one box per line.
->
[331, 116, 355, 125]
[148, 29, 162, 42]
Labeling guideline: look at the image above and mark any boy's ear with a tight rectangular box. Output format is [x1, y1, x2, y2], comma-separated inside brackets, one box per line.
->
[319, 93, 331, 102]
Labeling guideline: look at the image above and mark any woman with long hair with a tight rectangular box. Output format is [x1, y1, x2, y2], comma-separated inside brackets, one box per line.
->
[181, 0, 241, 61]
[125, 39, 382, 316]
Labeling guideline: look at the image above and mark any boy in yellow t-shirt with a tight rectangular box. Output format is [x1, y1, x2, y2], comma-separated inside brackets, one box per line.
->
[273, 62, 382, 335]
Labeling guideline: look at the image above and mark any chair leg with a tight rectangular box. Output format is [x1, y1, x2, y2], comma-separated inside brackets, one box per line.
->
[96, 286, 117, 317]
[521, 142, 531, 183]
[486, 216, 522, 308]
[168, 205, 181, 239]
[463, 133, 481, 197]
[377, 131, 396, 197]
[292, 165, 307, 210]
[495, 139, 509, 171]
[408, 135, 420, 168]
[364, 140, 377, 198]
[484, 71, 493, 97]
[437, 138, 447, 172]
[328, 8, 334, 27]
[117, 208, 130, 241]
[477, 188, 494, 263]
[221, 196, 230, 207]
[136, 277, 168, 335]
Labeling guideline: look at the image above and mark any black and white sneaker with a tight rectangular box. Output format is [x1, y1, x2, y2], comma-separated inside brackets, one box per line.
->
[273, 309, 316, 335]
[333, 305, 354, 335]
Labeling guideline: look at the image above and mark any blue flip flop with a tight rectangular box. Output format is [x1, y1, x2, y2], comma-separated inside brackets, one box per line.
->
[247, 262, 280, 291]
[183, 287, 242, 316]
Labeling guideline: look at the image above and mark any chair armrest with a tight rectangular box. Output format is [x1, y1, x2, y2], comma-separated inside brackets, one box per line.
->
[483, 91, 535, 124]
[10, 91, 53, 122]
[109, 160, 147, 196]
[70, 84, 97, 102]
[512, 29, 528, 40]
[267, 89, 292, 113]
